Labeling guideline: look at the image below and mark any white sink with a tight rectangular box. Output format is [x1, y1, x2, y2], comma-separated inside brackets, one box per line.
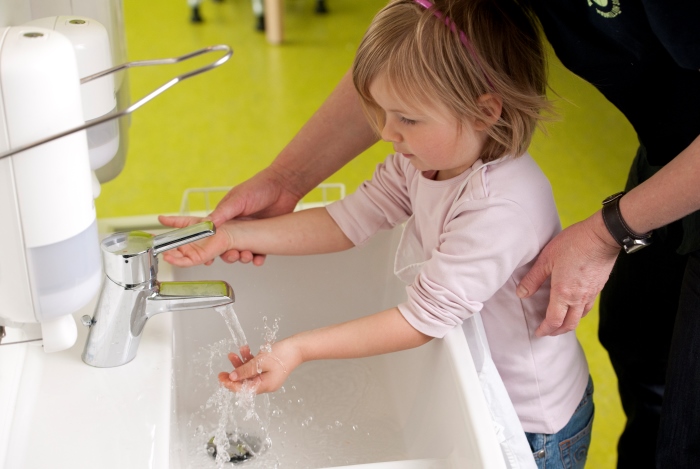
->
[0, 222, 508, 469]
[0, 298, 172, 469]
[165, 229, 506, 468]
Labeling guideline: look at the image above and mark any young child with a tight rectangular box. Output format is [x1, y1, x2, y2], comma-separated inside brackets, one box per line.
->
[161, 0, 592, 466]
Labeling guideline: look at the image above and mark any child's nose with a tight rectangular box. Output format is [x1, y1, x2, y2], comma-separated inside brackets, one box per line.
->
[380, 123, 401, 143]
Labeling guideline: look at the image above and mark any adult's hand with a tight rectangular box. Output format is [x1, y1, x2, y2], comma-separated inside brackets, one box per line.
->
[517, 211, 621, 336]
[160, 167, 302, 266]
[207, 167, 302, 227]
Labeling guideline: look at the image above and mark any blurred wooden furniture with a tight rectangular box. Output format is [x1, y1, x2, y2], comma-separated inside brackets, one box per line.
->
[187, 0, 328, 45]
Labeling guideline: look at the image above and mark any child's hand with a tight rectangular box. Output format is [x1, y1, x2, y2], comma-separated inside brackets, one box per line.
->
[218, 340, 302, 394]
[158, 215, 235, 267]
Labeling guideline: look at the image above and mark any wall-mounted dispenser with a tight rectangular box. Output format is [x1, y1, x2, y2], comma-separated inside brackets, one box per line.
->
[0, 0, 131, 185]
[25, 16, 118, 199]
[0, 30, 233, 354]
[0, 25, 101, 352]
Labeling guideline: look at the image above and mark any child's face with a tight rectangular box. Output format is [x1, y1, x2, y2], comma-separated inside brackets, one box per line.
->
[369, 73, 488, 181]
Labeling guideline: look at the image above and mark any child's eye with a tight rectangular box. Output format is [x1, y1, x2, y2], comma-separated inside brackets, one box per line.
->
[399, 116, 417, 125]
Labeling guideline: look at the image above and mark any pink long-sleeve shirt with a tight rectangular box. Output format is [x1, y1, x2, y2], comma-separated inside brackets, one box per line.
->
[326, 153, 589, 434]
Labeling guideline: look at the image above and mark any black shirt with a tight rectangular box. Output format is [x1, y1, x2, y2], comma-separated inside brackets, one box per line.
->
[532, 0, 700, 166]
[528, 0, 700, 252]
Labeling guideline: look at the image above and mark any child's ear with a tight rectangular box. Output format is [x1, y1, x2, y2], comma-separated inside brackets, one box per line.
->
[474, 93, 503, 130]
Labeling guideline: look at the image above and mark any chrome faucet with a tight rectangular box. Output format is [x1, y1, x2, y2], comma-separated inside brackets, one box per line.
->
[81, 221, 234, 367]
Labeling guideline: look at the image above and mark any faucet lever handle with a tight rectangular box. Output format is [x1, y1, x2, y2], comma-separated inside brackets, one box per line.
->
[153, 221, 215, 255]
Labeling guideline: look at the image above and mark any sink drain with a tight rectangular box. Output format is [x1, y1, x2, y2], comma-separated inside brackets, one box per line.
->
[206, 433, 265, 464]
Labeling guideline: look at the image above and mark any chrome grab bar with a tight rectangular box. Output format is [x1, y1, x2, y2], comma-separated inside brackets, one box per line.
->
[0, 44, 233, 161]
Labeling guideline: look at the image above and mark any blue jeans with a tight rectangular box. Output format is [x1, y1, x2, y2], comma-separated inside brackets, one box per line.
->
[525, 376, 594, 469]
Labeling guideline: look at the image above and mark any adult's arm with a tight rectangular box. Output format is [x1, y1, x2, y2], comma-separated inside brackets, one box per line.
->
[518, 134, 700, 336]
[208, 70, 379, 227]
[167, 70, 379, 264]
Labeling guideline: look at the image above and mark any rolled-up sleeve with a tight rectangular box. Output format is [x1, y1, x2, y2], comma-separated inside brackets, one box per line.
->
[398, 198, 540, 338]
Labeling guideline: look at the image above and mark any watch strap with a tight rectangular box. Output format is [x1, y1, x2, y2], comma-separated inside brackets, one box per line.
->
[602, 192, 652, 254]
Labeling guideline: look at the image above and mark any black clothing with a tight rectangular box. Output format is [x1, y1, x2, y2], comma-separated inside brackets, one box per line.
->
[525, 1, 700, 467]
[529, 0, 700, 254]
[656, 249, 700, 467]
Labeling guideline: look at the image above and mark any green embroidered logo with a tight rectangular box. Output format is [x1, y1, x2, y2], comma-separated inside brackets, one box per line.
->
[587, 0, 621, 18]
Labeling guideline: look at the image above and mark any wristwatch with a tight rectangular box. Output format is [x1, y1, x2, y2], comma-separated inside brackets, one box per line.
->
[601, 191, 652, 254]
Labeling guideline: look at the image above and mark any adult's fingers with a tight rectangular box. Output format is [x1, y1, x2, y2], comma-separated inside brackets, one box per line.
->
[517, 248, 552, 300]
[582, 301, 595, 318]
[529, 214, 621, 336]
[209, 195, 246, 227]
[208, 174, 272, 227]
[220, 250, 267, 266]
[550, 304, 585, 337]
[158, 215, 205, 229]
[534, 298, 569, 337]
[239, 251, 254, 264]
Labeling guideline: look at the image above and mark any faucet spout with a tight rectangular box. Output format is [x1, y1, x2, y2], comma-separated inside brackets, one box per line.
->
[82, 222, 235, 368]
[146, 281, 234, 316]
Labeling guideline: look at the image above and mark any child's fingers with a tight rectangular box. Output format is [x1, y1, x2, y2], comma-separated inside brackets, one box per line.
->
[240, 345, 255, 363]
[218, 372, 263, 393]
[161, 253, 194, 267]
[228, 357, 262, 382]
[228, 352, 245, 368]
[162, 241, 219, 267]
[166, 249, 185, 259]
[161, 252, 198, 267]
[218, 371, 244, 392]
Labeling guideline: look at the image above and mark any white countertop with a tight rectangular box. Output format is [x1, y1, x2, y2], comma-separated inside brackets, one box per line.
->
[0, 300, 172, 469]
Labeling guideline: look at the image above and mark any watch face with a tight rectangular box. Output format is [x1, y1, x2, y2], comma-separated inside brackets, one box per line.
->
[622, 236, 653, 254]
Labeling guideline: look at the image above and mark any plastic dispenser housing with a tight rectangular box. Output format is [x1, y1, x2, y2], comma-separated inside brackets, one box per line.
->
[0, 25, 101, 352]
[0, 0, 131, 184]
[25, 16, 118, 199]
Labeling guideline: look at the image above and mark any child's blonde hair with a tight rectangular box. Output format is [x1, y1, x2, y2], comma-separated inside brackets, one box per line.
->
[353, 0, 551, 162]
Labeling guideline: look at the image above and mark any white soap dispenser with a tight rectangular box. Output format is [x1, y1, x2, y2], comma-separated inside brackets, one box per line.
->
[25, 15, 118, 200]
[0, 25, 101, 352]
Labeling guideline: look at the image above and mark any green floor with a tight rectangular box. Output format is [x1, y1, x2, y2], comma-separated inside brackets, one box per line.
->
[99, 0, 639, 465]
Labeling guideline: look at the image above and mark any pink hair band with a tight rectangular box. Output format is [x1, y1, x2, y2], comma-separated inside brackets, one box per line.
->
[413, 0, 471, 49]
[413, 0, 494, 88]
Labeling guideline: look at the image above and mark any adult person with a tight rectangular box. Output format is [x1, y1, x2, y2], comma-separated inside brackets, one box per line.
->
[161, 1, 700, 466]
[515, 3, 700, 468]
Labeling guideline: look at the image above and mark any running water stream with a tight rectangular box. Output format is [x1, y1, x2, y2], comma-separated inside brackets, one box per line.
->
[209, 304, 273, 467]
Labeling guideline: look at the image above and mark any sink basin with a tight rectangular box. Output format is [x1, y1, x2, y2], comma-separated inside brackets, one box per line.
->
[165, 229, 507, 468]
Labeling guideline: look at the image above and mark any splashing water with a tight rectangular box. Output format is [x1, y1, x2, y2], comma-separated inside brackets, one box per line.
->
[175, 310, 407, 468]
[259, 316, 279, 353]
[208, 304, 272, 467]
[255, 316, 288, 375]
